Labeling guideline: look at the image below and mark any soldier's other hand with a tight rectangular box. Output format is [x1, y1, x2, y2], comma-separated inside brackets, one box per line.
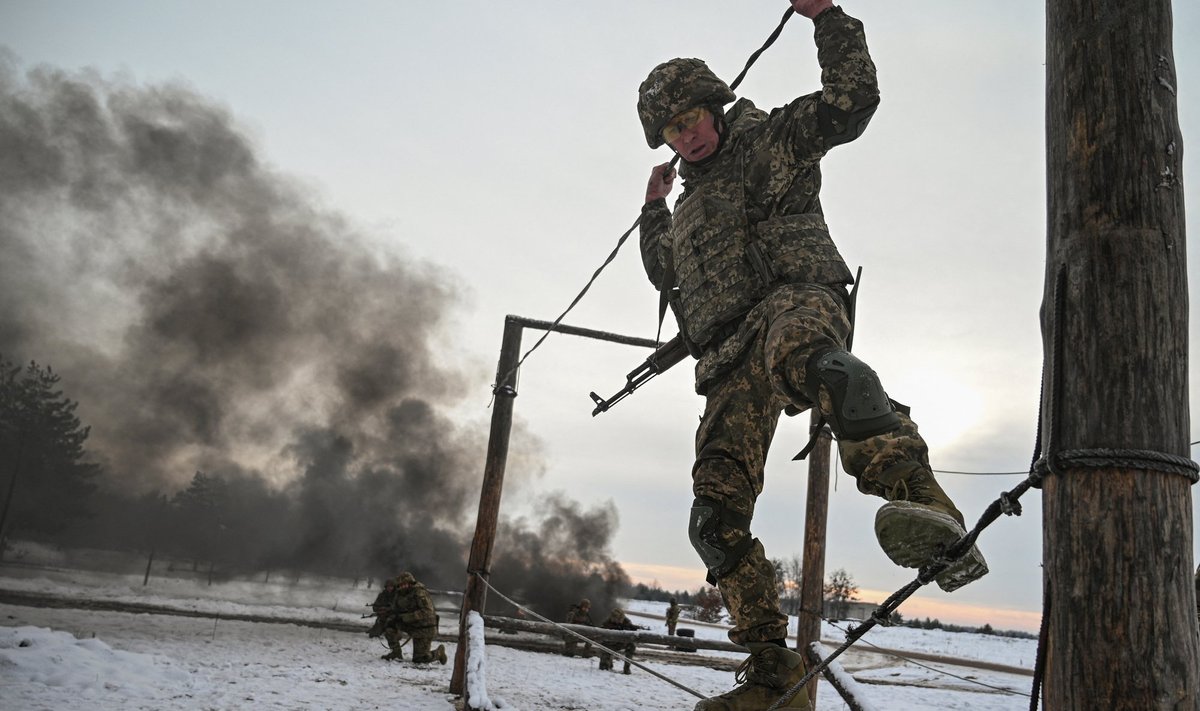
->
[791, 0, 833, 19]
[645, 162, 676, 203]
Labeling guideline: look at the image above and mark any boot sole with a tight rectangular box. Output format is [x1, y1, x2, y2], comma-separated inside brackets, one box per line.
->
[875, 501, 988, 591]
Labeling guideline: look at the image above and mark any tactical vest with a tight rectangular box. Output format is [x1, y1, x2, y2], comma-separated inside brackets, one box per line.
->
[396, 588, 437, 628]
[668, 155, 852, 351]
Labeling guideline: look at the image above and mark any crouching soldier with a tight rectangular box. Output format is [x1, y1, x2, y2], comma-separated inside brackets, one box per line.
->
[368, 577, 405, 661]
[394, 571, 447, 665]
[562, 598, 595, 658]
[598, 608, 643, 675]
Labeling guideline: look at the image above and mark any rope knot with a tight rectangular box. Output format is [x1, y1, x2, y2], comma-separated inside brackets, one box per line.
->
[999, 491, 1022, 516]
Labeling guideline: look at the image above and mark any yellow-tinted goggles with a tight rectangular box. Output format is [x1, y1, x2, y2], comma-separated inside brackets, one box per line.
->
[660, 107, 710, 143]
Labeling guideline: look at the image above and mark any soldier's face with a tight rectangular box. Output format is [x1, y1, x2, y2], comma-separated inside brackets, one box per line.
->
[666, 108, 720, 163]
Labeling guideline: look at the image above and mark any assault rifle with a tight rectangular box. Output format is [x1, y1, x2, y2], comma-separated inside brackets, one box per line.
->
[589, 334, 690, 416]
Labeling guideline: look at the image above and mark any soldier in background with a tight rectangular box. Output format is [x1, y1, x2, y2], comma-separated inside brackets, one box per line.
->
[635, 1, 987, 707]
[393, 571, 447, 665]
[562, 598, 595, 658]
[666, 597, 681, 636]
[367, 577, 404, 661]
[598, 607, 644, 675]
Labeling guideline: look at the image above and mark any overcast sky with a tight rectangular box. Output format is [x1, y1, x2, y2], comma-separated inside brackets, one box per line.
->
[2, 0, 1198, 632]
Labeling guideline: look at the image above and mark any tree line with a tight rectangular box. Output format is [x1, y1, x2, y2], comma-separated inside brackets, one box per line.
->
[0, 354, 450, 584]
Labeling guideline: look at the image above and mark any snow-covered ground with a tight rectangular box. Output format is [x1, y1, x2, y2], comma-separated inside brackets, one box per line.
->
[1, 563, 1038, 710]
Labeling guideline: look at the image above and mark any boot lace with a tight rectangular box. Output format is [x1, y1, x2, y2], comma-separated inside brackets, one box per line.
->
[883, 470, 937, 505]
[732, 646, 784, 688]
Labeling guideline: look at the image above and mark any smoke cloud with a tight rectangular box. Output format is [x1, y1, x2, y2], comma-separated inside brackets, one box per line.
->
[0, 53, 630, 613]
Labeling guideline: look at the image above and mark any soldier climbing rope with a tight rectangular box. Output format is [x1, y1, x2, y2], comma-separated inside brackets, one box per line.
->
[490, 6, 798, 392]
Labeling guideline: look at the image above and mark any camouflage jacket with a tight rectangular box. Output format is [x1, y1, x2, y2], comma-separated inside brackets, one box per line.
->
[640, 6, 878, 392]
[566, 605, 594, 626]
[602, 612, 639, 631]
[665, 603, 680, 624]
[393, 584, 438, 630]
[371, 588, 398, 616]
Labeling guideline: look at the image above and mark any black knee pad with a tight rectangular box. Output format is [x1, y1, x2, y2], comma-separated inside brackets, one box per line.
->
[688, 496, 755, 583]
[804, 347, 901, 440]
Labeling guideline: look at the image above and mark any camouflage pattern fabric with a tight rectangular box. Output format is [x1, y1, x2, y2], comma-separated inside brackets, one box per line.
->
[640, 6, 876, 368]
[666, 601, 680, 635]
[368, 585, 399, 643]
[637, 58, 736, 149]
[598, 610, 639, 673]
[562, 602, 595, 657]
[636, 8, 957, 647]
[392, 581, 438, 660]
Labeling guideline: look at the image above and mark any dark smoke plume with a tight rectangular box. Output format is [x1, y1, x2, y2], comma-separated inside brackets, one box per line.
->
[490, 494, 631, 620]
[0, 53, 630, 607]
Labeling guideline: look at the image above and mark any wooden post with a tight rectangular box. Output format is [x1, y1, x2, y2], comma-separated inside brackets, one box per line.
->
[796, 413, 831, 707]
[450, 315, 523, 700]
[1043, 0, 1197, 707]
[143, 548, 154, 586]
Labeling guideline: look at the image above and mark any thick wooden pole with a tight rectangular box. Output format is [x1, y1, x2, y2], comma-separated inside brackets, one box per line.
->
[1043, 1, 1196, 707]
[450, 316, 523, 699]
[797, 413, 831, 707]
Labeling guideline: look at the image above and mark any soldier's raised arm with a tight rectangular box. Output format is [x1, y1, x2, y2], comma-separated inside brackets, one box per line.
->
[638, 164, 676, 290]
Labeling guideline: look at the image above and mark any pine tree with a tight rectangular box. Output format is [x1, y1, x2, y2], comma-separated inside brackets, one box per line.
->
[170, 471, 229, 569]
[0, 355, 99, 542]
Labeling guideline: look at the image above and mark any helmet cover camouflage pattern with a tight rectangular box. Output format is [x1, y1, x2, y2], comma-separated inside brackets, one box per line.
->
[397, 571, 417, 585]
[637, 58, 735, 149]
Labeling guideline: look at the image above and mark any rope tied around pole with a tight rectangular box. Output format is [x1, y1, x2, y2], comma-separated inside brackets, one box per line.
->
[1034, 448, 1199, 482]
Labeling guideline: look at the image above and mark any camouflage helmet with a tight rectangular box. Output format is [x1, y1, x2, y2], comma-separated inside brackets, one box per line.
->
[637, 58, 735, 149]
[397, 571, 416, 585]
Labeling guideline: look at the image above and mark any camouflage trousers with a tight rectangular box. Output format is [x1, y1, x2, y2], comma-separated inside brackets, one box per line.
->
[694, 284, 931, 645]
[598, 642, 635, 672]
[409, 627, 437, 662]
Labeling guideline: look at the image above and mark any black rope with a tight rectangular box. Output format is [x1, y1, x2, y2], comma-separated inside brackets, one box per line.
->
[493, 8, 798, 389]
[1028, 579, 1051, 711]
[1034, 448, 1199, 482]
[765, 469, 1040, 710]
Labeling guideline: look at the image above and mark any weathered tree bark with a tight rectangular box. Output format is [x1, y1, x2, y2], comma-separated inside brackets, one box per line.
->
[1043, 1, 1196, 708]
